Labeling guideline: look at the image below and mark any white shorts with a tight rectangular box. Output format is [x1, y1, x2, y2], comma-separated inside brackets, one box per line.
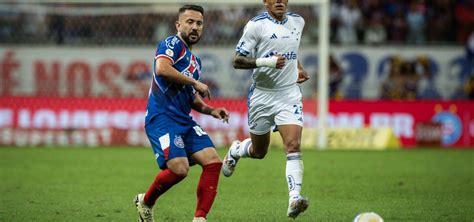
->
[247, 84, 303, 135]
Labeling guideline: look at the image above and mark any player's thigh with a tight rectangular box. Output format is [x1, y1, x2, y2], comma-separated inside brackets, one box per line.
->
[250, 131, 271, 153]
[248, 88, 275, 135]
[274, 84, 303, 124]
[145, 122, 188, 170]
[274, 97, 304, 153]
[191, 147, 221, 166]
[184, 125, 217, 165]
[277, 124, 303, 154]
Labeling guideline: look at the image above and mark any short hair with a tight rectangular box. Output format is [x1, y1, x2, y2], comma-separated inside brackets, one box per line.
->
[179, 5, 204, 16]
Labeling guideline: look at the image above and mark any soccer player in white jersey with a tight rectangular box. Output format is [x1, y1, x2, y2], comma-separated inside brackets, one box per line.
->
[221, 0, 310, 219]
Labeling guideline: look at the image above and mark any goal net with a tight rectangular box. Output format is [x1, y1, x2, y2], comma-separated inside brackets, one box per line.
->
[0, 1, 329, 148]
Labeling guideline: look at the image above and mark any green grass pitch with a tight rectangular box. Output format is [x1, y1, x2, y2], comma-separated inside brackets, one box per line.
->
[1, 147, 473, 221]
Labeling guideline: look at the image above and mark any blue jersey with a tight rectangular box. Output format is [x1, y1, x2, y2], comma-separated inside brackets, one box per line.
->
[146, 35, 202, 125]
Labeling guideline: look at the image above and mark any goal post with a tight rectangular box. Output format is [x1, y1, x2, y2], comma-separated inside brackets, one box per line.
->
[317, 0, 330, 149]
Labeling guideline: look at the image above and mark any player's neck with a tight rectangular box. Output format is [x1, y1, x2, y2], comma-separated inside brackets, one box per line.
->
[177, 34, 193, 51]
[267, 11, 286, 21]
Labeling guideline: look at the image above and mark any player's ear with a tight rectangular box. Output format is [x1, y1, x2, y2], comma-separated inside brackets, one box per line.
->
[263, 0, 268, 7]
[175, 20, 180, 31]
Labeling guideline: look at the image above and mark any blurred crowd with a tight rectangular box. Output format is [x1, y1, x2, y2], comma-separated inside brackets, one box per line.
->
[330, 0, 474, 45]
[0, 0, 473, 46]
[379, 55, 432, 100]
[328, 52, 474, 101]
[1, 1, 473, 100]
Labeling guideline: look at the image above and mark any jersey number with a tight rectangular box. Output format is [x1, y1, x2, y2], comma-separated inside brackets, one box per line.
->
[193, 126, 207, 136]
[293, 105, 303, 115]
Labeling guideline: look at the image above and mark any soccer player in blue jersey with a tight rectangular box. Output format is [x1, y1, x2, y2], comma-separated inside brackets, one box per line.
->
[221, 0, 310, 219]
[134, 5, 228, 222]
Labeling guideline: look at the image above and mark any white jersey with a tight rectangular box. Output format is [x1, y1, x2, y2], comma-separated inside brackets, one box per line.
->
[236, 12, 305, 91]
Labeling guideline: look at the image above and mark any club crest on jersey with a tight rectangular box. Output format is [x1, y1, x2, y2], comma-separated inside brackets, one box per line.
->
[174, 135, 185, 148]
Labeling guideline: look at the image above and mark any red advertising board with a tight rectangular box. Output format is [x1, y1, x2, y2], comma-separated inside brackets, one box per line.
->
[325, 101, 473, 147]
[0, 97, 473, 147]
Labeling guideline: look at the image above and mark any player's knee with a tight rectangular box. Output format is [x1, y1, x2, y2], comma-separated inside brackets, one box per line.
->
[170, 165, 189, 177]
[209, 156, 222, 164]
[285, 139, 301, 153]
[252, 149, 268, 159]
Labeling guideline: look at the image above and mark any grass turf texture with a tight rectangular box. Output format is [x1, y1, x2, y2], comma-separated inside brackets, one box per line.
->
[0, 147, 473, 221]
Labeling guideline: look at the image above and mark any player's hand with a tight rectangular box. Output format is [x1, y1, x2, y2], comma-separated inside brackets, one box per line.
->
[297, 68, 310, 84]
[193, 81, 212, 100]
[275, 55, 286, 69]
[211, 107, 229, 123]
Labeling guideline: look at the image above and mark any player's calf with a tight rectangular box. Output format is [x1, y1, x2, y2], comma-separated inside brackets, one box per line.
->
[195, 162, 222, 219]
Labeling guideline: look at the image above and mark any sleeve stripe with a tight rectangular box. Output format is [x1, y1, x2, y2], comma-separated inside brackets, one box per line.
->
[155, 54, 174, 64]
[251, 13, 267, 21]
[175, 47, 187, 64]
[286, 12, 301, 17]
[236, 48, 250, 56]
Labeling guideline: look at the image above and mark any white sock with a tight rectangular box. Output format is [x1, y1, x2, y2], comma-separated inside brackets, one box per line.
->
[231, 138, 252, 158]
[286, 152, 303, 198]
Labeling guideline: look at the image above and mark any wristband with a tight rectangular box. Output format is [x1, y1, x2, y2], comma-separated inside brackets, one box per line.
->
[256, 56, 278, 68]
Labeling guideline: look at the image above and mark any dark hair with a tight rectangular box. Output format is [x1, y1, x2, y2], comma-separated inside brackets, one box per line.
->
[179, 5, 204, 15]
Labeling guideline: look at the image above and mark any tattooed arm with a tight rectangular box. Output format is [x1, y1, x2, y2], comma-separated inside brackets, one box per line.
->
[233, 52, 286, 70]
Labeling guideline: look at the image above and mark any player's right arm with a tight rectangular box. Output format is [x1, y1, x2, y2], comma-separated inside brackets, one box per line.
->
[233, 53, 285, 69]
[155, 36, 210, 99]
[233, 20, 285, 70]
[155, 58, 210, 99]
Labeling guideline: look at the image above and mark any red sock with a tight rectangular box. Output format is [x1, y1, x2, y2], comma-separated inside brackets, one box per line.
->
[195, 162, 222, 218]
[144, 169, 185, 207]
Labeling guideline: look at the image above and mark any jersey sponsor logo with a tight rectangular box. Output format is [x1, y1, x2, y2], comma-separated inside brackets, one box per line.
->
[182, 54, 199, 78]
[183, 70, 192, 77]
[282, 51, 298, 60]
[270, 33, 278, 39]
[264, 51, 297, 60]
[174, 135, 185, 148]
[165, 36, 179, 49]
[188, 55, 198, 73]
[432, 110, 462, 145]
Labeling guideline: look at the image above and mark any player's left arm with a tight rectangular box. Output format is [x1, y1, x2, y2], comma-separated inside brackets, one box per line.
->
[297, 60, 310, 84]
[192, 95, 229, 123]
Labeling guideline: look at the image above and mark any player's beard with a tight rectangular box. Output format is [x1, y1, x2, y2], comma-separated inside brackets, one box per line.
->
[182, 31, 201, 46]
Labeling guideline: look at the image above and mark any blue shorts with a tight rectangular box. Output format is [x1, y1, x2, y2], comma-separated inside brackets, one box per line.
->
[145, 115, 215, 169]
